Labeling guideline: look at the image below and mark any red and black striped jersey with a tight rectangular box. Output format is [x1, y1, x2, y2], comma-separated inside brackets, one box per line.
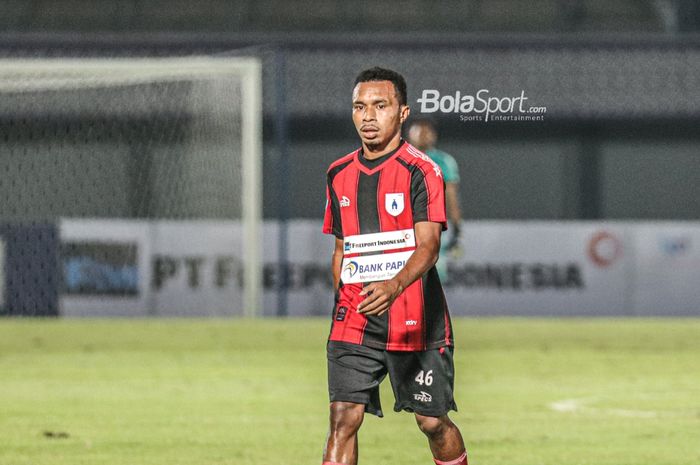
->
[323, 140, 453, 351]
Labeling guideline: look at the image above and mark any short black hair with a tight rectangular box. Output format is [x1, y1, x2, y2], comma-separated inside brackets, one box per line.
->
[354, 67, 407, 106]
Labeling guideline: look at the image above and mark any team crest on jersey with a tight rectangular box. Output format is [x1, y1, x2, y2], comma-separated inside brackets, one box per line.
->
[385, 193, 405, 216]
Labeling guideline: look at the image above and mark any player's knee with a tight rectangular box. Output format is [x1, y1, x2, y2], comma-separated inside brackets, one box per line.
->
[415, 414, 450, 439]
[329, 402, 364, 436]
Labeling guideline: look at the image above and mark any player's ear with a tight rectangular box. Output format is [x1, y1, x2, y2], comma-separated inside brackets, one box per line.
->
[399, 105, 410, 124]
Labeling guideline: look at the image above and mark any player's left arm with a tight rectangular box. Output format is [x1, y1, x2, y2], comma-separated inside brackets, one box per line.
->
[443, 154, 463, 251]
[357, 221, 441, 316]
[445, 182, 462, 225]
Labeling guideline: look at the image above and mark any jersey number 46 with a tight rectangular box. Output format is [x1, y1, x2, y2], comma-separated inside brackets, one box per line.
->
[415, 370, 433, 386]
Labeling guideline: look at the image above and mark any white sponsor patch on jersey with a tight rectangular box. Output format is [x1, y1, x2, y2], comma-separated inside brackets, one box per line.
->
[343, 229, 415, 255]
[341, 251, 414, 284]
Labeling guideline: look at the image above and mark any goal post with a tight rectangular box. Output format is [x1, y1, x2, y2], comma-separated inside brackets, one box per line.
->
[0, 57, 263, 317]
[239, 58, 264, 318]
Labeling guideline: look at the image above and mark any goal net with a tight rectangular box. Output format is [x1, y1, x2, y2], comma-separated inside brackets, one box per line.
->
[0, 57, 262, 317]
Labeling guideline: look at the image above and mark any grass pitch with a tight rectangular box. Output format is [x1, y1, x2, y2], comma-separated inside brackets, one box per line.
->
[0, 318, 698, 465]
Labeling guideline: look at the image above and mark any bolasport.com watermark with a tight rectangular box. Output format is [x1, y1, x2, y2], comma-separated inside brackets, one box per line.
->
[416, 89, 547, 122]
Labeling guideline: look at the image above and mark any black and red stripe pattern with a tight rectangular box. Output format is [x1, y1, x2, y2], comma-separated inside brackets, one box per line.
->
[323, 141, 453, 351]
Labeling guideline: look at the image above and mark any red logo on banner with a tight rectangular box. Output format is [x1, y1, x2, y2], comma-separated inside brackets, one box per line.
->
[587, 231, 622, 268]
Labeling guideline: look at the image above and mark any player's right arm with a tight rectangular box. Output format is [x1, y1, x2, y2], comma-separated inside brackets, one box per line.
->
[331, 237, 344, 291]
[323, 171, 344, 291]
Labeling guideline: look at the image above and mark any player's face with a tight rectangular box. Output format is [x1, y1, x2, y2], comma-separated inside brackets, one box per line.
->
[407, 123, 437, 151]
[352, 81, 408, 151]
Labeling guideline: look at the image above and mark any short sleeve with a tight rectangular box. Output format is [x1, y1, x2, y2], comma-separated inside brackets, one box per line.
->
[411, 164, 447, 230]
[322, 175, 343, 238]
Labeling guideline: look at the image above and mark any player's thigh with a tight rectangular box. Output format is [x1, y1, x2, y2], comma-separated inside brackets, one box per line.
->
[327, 341, 388, 416]
[386, 346, 457, 417]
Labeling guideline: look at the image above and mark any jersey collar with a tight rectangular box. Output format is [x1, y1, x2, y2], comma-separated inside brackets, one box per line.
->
[354, 140, 406, 175]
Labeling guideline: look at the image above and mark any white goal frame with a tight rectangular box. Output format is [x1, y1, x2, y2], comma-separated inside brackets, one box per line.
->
[0, 57, 263, 317]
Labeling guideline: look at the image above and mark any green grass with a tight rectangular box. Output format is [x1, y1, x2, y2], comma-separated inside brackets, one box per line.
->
[0, 318, 699, 465]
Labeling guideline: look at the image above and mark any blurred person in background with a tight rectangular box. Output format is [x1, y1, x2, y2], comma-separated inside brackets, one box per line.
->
[408, 118, 463, 280]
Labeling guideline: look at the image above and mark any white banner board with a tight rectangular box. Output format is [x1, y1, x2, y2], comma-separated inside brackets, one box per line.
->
[58, 219, 700, 317]
[150, 221, 244, 316]
[632, 224, 700, 316]
[0, 236, 5, 310]
[60, 219, 246, 317]
[260, 221, 335, 317]
[441, 222, 630, 316]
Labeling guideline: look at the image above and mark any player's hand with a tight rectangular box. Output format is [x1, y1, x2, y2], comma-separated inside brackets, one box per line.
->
[446, 222, 463, 258]
[446, 239, 463, 259]
[357, 280, 402, 316]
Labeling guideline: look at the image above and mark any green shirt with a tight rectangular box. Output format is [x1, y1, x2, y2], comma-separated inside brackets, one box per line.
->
[425, 148, 460, 183]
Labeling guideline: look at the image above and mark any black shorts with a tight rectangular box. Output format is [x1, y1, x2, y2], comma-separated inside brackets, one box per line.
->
[327, 341, 458, 418]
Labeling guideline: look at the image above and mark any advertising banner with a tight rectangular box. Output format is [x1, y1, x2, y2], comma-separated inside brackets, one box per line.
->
[0, 236, 5, 311]
[60, 219, 151, 317]
[441, 222, 631, 316]
[0, 224, 59, 316]
[57, 219, 700, 317]
[150, 221, 244, 317]
[60, 219, 247, 317]
[260, 221, 335, 317]
[632, 223, 700, 316]
[278, 221, 632, 317]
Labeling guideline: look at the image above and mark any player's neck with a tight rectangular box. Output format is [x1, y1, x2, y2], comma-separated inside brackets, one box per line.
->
[362, 134, 402, 160]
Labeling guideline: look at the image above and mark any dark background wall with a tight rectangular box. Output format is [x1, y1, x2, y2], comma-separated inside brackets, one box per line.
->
[0, 1, 675, 33]
[4, 0, 700, 34]
[0, 0, 699, 222]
